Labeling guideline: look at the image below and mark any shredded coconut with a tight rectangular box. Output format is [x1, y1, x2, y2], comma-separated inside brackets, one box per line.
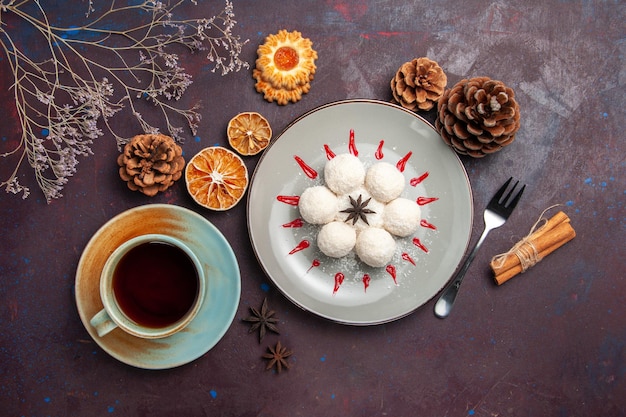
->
[364, 162, 405, 203]
[355, 228, 396, 267]
[383, 198, 421, 237]
[298, 186, 338, 224]
[324, 153, 365, 194]
[317, 221, 357, 258]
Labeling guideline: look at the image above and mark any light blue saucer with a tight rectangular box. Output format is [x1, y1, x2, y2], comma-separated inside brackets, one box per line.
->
[75, 204, 241, 369]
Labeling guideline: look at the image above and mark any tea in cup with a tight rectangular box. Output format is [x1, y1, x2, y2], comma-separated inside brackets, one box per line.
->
[90, 234, 205, 339]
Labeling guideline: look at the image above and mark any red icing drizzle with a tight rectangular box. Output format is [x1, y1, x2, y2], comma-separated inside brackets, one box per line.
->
[412, 238, 429, 253]
[402, 252, 416, 265]
[323, 144, 336, 160]
[420, 219, 437, 230]
[386, 264, 397, 285]
[362, 274, 371, 292]
[348, 129, 358, 156]
[333, 273, 345, 295]
[289, 240, 310, 255]
[417, 196, 439, 206]
[277, 195, 300, 205]
[375, 140, 384, 160]
[307, 259, 320, 273]
[396, 151, 412, 172]
[282, 218, 304, 228]
[282, 130, 439, 297]
[410, 171, 429, 186]
[294, 155, 318, 179]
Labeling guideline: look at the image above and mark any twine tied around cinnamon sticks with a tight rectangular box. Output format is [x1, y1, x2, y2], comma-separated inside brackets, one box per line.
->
[490, 205, 576, 285]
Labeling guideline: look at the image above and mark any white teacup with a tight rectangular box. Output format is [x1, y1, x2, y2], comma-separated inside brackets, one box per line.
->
[90, 234, 205, 339]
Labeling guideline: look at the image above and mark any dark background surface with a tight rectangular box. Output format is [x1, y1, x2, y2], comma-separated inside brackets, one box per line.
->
[1, 1, 624, 416]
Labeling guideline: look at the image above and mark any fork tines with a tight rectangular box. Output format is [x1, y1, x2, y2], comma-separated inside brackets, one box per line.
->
[492, 177, 526, 209]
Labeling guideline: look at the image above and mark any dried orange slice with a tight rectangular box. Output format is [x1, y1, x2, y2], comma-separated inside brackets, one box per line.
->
[185, 146, 248, 211]
[227, 112, 272, 156]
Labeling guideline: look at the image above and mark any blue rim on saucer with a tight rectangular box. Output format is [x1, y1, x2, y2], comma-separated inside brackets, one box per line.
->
[75, 204, 241, 369]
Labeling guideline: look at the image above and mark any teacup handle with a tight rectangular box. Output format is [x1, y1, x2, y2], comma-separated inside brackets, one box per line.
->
[90, 309, 118, 337]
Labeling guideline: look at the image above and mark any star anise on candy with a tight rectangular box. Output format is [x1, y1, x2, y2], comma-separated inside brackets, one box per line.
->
[341, 194, 376, 225]
[263, 341, 292, 373]
[242, 297, 279, 343]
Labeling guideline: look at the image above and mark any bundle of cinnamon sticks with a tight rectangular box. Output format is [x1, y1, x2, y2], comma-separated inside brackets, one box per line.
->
[490, 210, 576, 285]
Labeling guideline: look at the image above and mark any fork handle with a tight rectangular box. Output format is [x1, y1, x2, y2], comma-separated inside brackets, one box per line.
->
[434, 226, 493, 318]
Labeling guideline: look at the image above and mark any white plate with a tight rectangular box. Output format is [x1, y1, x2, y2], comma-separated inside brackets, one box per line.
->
[75, 204, 241, 369]
[247, 100, 473, 325]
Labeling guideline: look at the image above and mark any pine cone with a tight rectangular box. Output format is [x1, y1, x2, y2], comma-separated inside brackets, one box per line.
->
[391, 57, 447, 111]
[117, 133, 185, 196]
[436, 77, 520, 158]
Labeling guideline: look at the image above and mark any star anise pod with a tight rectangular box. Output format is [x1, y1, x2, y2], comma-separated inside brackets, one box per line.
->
[341, 194, 376, 225]
[242, 297, 279, 343]
[262, 341, 292, 373]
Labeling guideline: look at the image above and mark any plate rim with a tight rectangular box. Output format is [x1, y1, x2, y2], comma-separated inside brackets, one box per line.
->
[75, 203, 241, 369]
[247, 99, 473, 325]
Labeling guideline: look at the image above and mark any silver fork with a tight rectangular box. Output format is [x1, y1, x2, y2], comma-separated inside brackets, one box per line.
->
[434, 177, 525, 319]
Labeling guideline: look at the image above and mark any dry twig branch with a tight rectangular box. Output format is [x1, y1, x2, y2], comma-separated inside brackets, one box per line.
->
[0, 0, 249, 202]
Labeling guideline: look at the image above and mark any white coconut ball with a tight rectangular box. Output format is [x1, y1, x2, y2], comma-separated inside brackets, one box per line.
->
[364, 162, 405, 203]
[355, 228, 396, 268]
[383, 198, 421, 237]
[335, 187, 385, 231]
[317, 221, 357, 258]
[299, 186, 338, 225]
[324, 153, 365, 195]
